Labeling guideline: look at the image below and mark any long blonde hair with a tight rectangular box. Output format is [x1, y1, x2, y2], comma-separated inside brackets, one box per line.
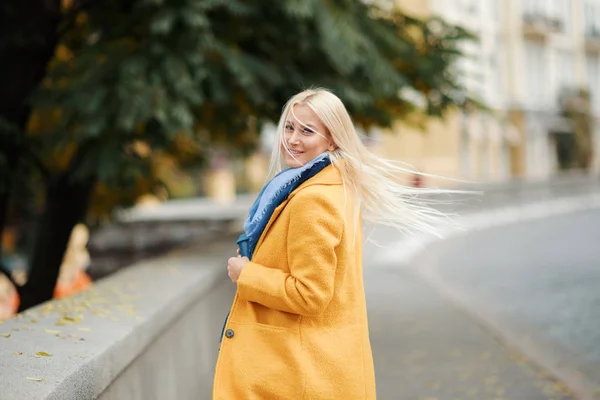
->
[267, 88, 462, 238]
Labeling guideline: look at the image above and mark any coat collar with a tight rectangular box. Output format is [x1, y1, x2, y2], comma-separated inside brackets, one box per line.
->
[287, 161, 344, 199]
[252, 161, 344, 255]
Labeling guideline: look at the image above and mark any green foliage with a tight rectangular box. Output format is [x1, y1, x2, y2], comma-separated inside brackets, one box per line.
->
[559, 88, 594, 170]
[27, 0, 476, 214]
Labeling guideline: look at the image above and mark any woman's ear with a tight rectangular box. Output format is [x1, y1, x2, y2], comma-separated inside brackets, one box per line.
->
[328, 142, 337, 151]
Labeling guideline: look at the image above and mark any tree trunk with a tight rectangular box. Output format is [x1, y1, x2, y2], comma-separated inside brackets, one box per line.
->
[0, 189, 10, 263]
[0, 190, 18, 288]
[17, 175, 95, 312]
[0, 0, 62, 273]
[0, 151, 21, 285]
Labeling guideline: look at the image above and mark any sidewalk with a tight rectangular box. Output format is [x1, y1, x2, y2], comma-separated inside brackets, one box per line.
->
[365, 266, 574, 400]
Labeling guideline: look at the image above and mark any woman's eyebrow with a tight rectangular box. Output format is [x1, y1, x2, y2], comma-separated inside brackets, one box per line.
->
[297, 122, 317, 129]
[287, 120, 317, 130]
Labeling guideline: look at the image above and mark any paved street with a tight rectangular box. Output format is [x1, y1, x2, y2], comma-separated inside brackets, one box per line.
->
[364, 207, 600, 399]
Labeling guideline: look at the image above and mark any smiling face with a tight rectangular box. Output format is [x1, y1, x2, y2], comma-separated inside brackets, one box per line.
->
[281, 104, 335, 168]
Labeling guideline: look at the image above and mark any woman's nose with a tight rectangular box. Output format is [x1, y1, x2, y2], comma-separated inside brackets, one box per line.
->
[287, 130, 300, 144]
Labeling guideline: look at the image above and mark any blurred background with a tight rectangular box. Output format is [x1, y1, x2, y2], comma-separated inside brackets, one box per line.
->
[1, 1, 600, 398]
[1, 0, 599, 320]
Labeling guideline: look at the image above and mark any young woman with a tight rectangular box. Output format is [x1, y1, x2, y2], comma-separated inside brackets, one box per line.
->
[213, 88, 450, 399]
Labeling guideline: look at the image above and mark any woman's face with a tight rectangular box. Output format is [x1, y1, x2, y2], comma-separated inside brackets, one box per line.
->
[282, 104, 334, 168]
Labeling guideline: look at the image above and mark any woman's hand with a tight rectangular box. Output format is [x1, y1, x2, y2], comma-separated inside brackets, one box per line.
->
[227, 254, 249, 283]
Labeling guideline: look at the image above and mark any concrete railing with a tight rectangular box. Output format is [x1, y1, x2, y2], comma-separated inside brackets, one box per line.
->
[0, 239, 236, 400]
[0, 173, 598, 400]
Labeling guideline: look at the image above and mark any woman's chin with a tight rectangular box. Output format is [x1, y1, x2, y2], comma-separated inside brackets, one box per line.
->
[284, 155, 304, 168]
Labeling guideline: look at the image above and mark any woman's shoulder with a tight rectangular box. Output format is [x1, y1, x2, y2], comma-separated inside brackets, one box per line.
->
[292, 183, 344, 201]
[288, 184, 347, 217]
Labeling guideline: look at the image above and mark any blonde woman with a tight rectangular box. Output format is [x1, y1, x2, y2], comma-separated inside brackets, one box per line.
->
[213, 88, 449, 399]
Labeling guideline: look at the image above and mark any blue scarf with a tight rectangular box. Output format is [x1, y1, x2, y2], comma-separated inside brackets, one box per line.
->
[219, 152, 331, 344]
[239, 152, 331, 260]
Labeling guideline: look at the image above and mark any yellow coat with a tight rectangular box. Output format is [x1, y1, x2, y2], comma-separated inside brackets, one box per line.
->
[213, 163, 376, 400]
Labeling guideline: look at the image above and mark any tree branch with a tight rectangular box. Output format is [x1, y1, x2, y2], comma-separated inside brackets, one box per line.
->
[24, 148, 52, 182]
[57, 0, 98, 38]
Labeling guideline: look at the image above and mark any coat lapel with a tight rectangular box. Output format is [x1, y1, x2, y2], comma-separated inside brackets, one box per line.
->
[251, 163, 343, 257]
[253, 200, 290, 255]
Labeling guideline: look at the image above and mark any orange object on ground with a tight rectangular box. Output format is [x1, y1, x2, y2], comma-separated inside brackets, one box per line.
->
[53, 269, 92, 299]
[9, 291, 19, 313]
[0, 280, 19, 320]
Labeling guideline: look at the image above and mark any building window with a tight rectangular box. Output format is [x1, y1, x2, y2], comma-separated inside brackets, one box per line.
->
[582, 1, 600, 35]
[523, 0, 567, 32]
[555, 49, 574, 97]
[523, 0, 545, 15]
[583, 2, 591, 32]
[484, 36, 505, 106]
[463, 0, 478, 15]
[586, 55, 600, 114]
[524, 40, 548, 107]
[553, 0, 572, 34]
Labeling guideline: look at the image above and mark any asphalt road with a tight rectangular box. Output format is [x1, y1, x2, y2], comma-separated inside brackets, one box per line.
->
[418, 208, 600, 395]
[364, 207, 600, 399]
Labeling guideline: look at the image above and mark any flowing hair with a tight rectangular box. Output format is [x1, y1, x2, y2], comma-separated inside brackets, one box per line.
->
[266, 88, 465, 239]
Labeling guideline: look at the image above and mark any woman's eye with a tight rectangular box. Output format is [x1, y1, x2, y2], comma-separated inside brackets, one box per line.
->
[302, 128, 315, 135]
[285, 124, 294, 131]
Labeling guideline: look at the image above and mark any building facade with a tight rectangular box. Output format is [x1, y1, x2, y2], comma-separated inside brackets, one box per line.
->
[505, 0, 600, 176]
[387, 0, 600, 183]
[381, 0, 516, 186]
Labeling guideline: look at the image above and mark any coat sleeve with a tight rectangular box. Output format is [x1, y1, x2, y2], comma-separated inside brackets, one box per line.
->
[236, 189, 343, 316]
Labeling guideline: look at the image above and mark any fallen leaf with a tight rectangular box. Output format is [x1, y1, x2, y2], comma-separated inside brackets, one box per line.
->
[44, 329, 62, 334]
[77, 327, 91, 332]
[30, 319, 37, 323]
[36, 352, 51, 357]
[26, 377, 43, 382]
[55, 316, 82, 326]
[1, 333, 11, 338]
[14, 352, 22, 355]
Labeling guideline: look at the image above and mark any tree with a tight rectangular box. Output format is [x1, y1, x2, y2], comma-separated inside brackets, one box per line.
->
[1, 0, 477, 311]
[558, 88, 594, 171]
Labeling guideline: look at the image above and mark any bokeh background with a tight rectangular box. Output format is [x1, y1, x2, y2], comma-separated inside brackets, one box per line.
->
[0, 2, 599, 393]
[1, 0, 599, 319]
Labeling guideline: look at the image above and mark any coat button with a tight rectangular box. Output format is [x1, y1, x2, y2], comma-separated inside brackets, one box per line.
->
[225, 329, 234, 338]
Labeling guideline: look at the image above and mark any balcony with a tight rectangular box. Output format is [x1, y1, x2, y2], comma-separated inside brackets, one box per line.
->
[522, 13, 563, 41]
[585, 27, 600, 54]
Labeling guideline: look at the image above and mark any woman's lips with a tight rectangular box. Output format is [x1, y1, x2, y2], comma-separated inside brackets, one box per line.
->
[289, 150, 304, 156]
